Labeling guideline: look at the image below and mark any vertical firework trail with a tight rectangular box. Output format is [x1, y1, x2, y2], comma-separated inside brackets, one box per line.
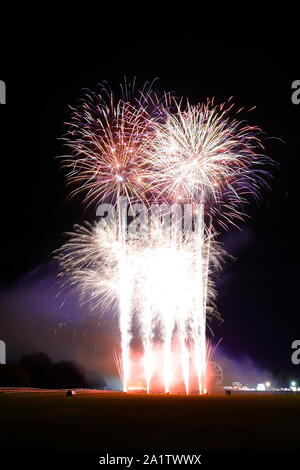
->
[117, 194, 131, 392]
[194, 202, 206, 394]
[58, 84, 271, 394]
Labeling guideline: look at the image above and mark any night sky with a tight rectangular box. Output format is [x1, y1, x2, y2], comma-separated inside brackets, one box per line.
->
[0, 44, 299, 383]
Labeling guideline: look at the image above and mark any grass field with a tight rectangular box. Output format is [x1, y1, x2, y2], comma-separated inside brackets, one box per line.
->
[0, 391, 299, 452]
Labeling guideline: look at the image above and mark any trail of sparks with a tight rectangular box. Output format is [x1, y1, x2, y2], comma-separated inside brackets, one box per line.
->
[57, 218, 225, 393]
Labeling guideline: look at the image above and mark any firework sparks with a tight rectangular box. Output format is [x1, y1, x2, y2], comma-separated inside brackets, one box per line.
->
[57, 82, 271, 393]
[57, 216, 225, 393]
[62, 82, 173, 207]
[146, 99, 271, 229]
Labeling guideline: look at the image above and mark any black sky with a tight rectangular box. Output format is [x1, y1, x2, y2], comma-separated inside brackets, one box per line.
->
[0, 44, 299, 379]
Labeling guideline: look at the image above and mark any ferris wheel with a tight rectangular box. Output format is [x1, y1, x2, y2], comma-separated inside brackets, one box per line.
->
[207, 361, 223, 389]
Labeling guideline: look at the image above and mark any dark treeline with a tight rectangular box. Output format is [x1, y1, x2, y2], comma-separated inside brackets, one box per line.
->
[0, 352, 106, 389]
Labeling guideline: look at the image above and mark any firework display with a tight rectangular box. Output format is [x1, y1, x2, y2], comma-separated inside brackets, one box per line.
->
[57, 81, 270, 394]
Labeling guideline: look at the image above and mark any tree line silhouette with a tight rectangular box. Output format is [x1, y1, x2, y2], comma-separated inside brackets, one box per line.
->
[0, 352, 105, 389]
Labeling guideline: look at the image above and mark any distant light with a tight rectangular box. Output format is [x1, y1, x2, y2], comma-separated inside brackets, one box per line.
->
[291, 381, 296, 387]
[265, 381, 271, 388]
[256, 383, 266, 391]
[128, 385, 146, 391]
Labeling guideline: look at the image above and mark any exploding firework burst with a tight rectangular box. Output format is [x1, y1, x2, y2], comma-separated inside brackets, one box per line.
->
[57, 81, 271, 394]
[62, 81, 173, 207]
[146, 99, 271, 229]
